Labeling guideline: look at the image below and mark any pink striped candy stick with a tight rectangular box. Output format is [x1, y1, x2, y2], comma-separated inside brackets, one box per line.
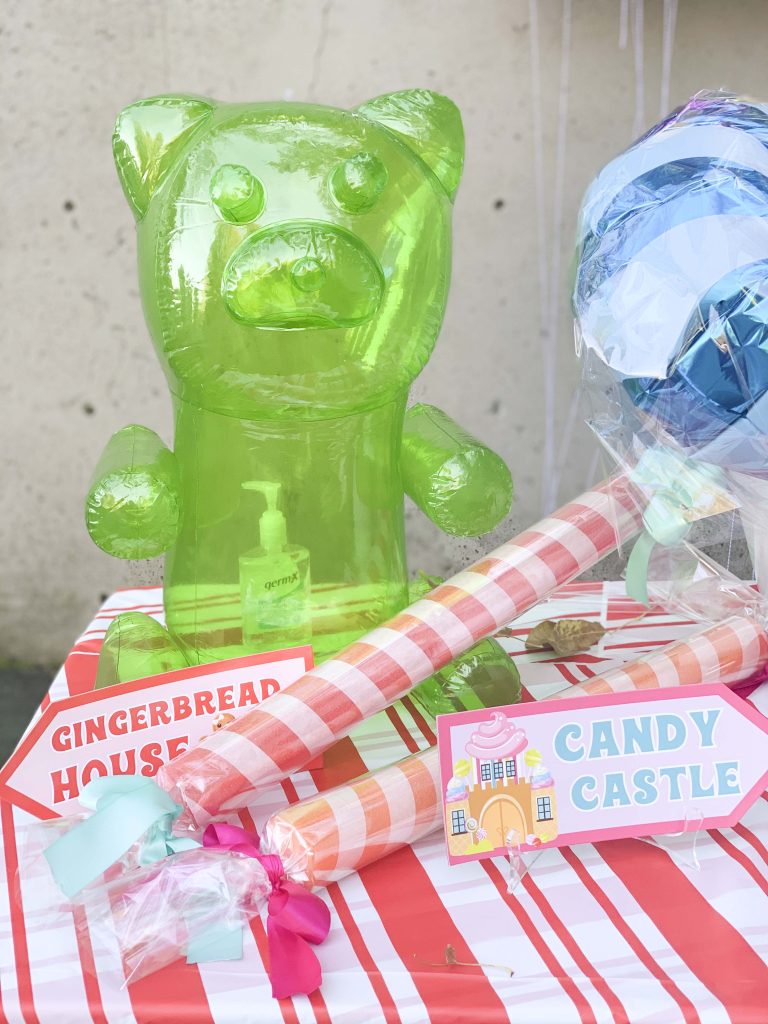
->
[160, 474, 643, 827]
[261, 613, 768, 887]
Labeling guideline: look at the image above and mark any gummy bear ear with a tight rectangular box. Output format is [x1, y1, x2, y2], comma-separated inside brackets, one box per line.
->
[356, 89, 464, 201]
[113, 94, 214, 218]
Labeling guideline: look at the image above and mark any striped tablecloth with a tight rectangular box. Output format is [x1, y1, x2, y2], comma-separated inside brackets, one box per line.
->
[2, 582, 768, 1024]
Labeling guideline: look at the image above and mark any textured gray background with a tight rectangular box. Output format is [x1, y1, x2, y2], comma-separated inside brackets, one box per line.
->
[0, 0, 761, 666]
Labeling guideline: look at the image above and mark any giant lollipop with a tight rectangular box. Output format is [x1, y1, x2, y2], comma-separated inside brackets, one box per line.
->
[574, 90, 768, 587]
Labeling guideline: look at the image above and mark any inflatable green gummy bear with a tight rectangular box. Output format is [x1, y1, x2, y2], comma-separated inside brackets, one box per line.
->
[86, 90, 513, 682]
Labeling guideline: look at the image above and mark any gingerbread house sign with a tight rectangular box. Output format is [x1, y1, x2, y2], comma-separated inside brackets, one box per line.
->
[444, 711, 559, 856]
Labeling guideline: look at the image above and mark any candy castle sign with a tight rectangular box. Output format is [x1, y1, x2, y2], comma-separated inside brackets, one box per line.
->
[0, 647, 312, 819]
[437, 685, 768, 864]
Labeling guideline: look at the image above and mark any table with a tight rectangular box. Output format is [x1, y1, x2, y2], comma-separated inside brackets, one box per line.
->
[1, 583, 767, 1023]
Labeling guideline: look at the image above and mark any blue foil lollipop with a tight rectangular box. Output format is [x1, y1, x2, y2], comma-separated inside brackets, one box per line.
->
[574, 91, 768, 477]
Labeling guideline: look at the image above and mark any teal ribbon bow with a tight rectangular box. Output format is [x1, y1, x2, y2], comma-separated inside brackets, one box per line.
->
[626, 448, 727, 606]
[45, 775, 191, 899]
[44, 775, 244, 965]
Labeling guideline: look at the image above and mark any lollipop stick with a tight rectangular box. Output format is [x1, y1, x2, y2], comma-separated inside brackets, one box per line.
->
[728, 471, 768, 595]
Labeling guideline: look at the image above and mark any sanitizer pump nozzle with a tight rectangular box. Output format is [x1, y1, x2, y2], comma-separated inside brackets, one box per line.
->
[239, 480, 311, 651]
[242, 481, 288, 554]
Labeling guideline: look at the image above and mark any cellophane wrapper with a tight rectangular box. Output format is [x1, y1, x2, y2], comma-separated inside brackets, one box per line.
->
[549, 612, 768, 699]
[19, 817, 271, 987]
[17, 813, 155, 909]
[574, 89, 768, 598]
[262, 745, 443, 888]
[28, 745, 441, 984]
[76, 848, 269, 984]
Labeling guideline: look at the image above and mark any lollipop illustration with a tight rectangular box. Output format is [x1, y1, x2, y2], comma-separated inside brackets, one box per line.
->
[574, 91, 768, 588]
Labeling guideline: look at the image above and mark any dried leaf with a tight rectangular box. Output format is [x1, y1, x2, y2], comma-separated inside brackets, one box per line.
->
[445, 944, 457, 965]
[525, 619, 606, 657]
[550, 620, 606, 656]
[525, 620, 558, 651]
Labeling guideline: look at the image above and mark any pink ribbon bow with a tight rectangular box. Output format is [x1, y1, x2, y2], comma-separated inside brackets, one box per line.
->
[203, 822, 331, 999]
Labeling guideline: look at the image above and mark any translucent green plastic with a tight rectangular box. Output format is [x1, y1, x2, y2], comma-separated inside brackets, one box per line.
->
[402, 404, 514, 536]
[95, 613, 188, 690]
[86, 90, 513, 674]
[86, 425, 180, 560]
[410, 637, 522, 718]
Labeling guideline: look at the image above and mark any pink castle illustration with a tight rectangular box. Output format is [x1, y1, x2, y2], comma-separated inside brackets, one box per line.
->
[445, 712, 559, 856]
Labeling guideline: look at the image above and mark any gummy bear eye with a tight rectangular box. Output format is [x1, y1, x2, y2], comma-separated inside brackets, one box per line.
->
[329, 153, 387, 214]
[210, 164, 265, 223]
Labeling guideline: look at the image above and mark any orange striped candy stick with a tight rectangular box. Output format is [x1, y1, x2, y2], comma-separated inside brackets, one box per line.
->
[262, 613, 768, 889]
[159, 474, 643, 828]
[547, 613, 768, 700]
[265, 746, 443, 888]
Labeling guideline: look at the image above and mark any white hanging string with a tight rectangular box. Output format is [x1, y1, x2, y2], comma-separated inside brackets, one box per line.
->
[541, 0, 573, 514]
[632, 0, 646, 138]
[528, 0, 550, 338]
[659, 0, 678, 117]
[528, 0, 552, 516]
[618, 0, 629, 50]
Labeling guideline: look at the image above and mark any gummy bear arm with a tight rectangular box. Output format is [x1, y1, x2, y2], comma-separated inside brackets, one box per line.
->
[401, 404, 513, 537]
[85, 425, 182, 560]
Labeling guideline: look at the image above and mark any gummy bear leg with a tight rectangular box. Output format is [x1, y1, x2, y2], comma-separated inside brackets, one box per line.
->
[95, 611, 190, 689]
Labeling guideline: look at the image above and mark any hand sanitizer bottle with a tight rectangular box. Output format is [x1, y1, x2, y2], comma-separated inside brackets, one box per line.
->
[239, 481, 312, 651]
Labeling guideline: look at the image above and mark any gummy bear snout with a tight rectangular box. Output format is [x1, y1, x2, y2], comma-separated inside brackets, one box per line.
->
[221, 221, 384, 330]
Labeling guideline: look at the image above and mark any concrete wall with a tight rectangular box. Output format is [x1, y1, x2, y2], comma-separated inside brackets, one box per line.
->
[1, 0, 764, 663]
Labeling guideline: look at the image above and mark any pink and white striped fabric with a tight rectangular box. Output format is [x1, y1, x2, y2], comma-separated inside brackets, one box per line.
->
[264, 613, 768, 890]
[160, 475, 643, 826]
[3, 584, 768, 1023]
